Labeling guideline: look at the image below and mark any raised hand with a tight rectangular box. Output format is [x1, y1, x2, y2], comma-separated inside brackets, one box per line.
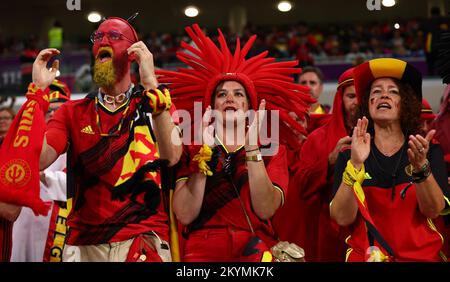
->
[32, 48, 60, 90]
[329, 136, 352, 166]
[350, 116, 371, 170]
[407, 129, 435, 170]
[246, 99, 266, 148]
[202, 105, 215, 147]
[127, 41, 158, 90]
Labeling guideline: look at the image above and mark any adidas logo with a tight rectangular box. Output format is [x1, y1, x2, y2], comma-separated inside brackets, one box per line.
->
[81, 125, 95, 135]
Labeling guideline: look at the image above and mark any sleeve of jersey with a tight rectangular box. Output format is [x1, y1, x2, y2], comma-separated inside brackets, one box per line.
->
[266, 145, 289, 206]
[174, 145, 192, 184]
[45, 103, 70, 155]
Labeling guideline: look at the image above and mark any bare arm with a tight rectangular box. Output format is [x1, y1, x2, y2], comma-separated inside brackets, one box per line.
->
[152, 111, 182, 167]
[172, 175, 207, 225]
[127, 41, 181, 166]
[246, 148, 282, 220]
[408, 131, 445, 218]
[330, 117, 370, 226]
[245, 100, 282, 220]
[330, 182, 359, 226]
[0, 202, 21, 222]
[414, 175, 445, 218]
[39, 136, 59, 170]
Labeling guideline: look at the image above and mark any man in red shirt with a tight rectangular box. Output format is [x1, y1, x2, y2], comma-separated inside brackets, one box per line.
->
[2, 16, 181, 262]
[275, 68, 357, 261]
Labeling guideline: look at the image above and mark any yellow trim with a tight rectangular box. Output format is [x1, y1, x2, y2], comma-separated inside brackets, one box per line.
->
[169, 189, 181, 262]
[312, 105, 326, 114]
[215, 136, 245, 154]
[440, 196, 450, 216]
[337, 78, 354, 89]
[427, 218, 447, 262]
[97, 97, 129, 113]
[344, 234, 351, 244]
[274, 185, 285, 206]
[345, 248, 353, 262]
[439, 251, 447, 262]
[369, 58, 407, 80]
[176, 177, 189, 183]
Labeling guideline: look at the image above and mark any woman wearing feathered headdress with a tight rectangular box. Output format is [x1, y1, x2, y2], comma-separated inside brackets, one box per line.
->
[158, 24, 313, 262]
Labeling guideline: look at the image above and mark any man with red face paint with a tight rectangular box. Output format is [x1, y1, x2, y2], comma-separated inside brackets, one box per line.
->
[0, 16, 181, 262]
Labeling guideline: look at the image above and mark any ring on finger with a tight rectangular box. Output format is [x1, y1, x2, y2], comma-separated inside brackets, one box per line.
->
[418, 147, 424, 153]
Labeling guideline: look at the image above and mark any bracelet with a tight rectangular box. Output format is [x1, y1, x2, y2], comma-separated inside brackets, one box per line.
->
[245, 148, 260, 153]
[412, 160, 431, 183]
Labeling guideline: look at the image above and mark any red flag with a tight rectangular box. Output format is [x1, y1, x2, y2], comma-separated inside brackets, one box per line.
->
[0, 84, 51, 216]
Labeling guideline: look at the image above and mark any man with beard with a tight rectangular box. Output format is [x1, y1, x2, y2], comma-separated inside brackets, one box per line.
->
[274, 68, 357, 261]
[2, 16, 181, 262]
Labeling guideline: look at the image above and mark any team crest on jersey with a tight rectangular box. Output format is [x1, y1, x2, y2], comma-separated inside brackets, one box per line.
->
[405, 164, 413, 176]
[0, 159, 32, 187]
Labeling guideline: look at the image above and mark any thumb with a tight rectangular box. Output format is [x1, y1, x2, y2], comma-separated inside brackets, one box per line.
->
[425, 129, 436, 142]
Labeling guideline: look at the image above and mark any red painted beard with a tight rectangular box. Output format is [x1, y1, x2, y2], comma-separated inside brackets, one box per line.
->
[93, 46, 129, 88]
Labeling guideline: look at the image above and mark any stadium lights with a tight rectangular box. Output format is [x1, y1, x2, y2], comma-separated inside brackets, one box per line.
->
[382, 0, 396, 7]
[394, 23, 400, 29]
[184, 6, 199, 18]
[277, 1, 292, 12]
[87, 12, 102, 23]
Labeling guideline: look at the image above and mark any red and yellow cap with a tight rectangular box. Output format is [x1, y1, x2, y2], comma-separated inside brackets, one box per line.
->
[354, 58, 422, 101]
[48, 79, 71, 103]
[337, 67, 355, 90]
[421, 98, 436, 120]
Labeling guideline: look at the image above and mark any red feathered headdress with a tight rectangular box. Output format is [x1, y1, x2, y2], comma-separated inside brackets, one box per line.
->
[157, 24, 314, 147]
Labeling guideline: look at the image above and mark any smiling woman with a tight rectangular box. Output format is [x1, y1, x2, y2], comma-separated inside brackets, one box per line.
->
[329, 58, 450, 262]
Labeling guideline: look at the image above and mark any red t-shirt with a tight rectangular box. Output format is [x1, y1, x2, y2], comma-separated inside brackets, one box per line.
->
[46, 88, 173, 245]
[175, 142, 288, 246]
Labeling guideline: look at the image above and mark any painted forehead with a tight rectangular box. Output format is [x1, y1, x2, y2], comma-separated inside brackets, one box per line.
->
[97, 19, 136, 40]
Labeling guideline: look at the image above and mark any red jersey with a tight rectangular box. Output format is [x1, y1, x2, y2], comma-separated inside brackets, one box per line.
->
[176, 142, 288, 246]
[332, 143, 449, 261]
[46, 86, 171, 245]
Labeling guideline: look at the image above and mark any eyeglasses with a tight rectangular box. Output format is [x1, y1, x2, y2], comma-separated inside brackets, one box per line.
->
[90, 30, 135, 44]
[0, 116, 12, 121]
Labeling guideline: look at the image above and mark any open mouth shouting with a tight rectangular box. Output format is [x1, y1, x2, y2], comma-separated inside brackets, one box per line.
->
[224, 105, 238, 112]
[96, 47, 113, 63]
[376, 102, 392, 110]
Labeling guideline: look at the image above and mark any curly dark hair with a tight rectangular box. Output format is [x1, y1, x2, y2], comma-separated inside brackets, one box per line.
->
[358, 78, 421, 136]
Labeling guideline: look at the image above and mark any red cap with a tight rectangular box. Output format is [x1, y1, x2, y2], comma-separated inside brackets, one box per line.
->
[421, 98, 435, 120]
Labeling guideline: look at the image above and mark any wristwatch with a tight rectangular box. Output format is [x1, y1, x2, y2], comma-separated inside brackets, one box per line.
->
[245, 153, 263, 162]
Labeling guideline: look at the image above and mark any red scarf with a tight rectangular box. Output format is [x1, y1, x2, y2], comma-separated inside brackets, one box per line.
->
[0, 84, 51, 216]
